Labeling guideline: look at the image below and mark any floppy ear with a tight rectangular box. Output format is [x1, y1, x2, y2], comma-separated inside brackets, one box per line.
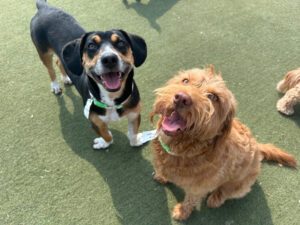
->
[119, 30, 147, 67]
[61, 39, 82, 75]
[61, 33, 91, 75]
[220, 99, 236, 138]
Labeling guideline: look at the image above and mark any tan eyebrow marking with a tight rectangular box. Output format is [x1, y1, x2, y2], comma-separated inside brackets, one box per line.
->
[111, 34, 118, 42]
[92, 35, 101, 43]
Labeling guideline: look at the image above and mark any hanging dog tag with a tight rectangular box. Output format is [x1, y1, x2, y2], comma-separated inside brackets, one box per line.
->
[84, 98, 93, 119]
[142, 129, 158, 143]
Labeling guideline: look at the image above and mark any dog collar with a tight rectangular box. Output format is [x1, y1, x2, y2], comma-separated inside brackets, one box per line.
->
[93, 99, 122, 109]
[84, 92, 125, 119]
[89, 91, 124, 109]
[158, 136, 179, 156]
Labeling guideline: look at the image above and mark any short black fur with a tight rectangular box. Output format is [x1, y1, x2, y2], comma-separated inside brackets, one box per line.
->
[30, 0, 147, 122]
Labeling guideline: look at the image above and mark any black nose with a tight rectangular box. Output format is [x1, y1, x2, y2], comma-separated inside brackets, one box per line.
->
[174, 92, 192, 107]
[101, 54, 118, 68]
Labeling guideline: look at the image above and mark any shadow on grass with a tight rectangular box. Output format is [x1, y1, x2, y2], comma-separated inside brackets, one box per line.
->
[56, 86, 172, 225]
[122, 0, 181, 32]
[166, 182, 274, 225]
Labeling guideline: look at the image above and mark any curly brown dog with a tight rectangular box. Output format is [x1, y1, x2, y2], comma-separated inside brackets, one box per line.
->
[150, 66, 297, 220]
[277, 68, 300, 115]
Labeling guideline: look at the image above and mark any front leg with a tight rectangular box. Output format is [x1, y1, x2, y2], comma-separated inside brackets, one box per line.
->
[89, 112, 113, 149]
[127, 112, 143, 147]
[153, 149, 168, 184]
[172, 193, 202, 221]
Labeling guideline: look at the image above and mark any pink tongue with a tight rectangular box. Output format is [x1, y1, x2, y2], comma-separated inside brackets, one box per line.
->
[102, 72, 121, 89]
[162, 112, 186, 133]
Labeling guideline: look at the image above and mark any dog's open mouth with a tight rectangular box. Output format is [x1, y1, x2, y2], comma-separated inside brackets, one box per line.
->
[162, 111, 187, 136]
[93, 72, 124, 91]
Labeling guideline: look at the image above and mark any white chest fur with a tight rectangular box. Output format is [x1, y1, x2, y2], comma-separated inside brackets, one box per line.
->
[97, 84, 122, 124]
[99, 107, 121, 123]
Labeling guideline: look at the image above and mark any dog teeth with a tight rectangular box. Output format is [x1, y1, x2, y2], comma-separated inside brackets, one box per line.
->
[118, 72, 121, 78]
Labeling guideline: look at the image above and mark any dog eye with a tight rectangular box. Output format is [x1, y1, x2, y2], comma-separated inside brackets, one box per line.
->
[117, 40, 125, 48]
[88, 43, 97, 50]
[182, 79, 189, 83]
[207, 93, 218, 101]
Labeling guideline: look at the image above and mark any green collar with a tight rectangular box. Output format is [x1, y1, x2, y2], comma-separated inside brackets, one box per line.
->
[158, 136, 178, 156]
[93, 99, 122, 109]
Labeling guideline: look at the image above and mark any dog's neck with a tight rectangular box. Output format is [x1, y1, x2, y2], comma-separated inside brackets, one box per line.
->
[97, 84, 117, 106]
[158, 131, 217, 158]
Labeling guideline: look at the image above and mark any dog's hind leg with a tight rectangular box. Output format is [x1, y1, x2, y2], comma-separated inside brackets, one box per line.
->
[206, 171, 258, 208]
[277, 84, 300, 115]
[37, 49, 61, 94]
[56, 58, 72, 85]
[89, 112, 113, 149]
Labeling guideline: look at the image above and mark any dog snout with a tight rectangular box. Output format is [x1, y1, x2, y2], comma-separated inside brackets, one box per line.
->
[174, 92, 192, 107]
[101, 54, 118, 68]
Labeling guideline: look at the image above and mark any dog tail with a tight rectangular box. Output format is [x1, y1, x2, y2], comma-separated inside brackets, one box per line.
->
[36, 0, 48, 10]
[258, 143, 297, 168]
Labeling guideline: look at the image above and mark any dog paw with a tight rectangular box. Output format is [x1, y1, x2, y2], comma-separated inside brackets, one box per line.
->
[93, 137, 113, 149]
[153, 173, 168, 184]
[206, 190, 225, 208]
[61, 75, 72, 85]
[172, 203, 192, 221]
[128, 133, 143, 147]
[276, 99, 294, 115]
[51, 79, 61, 94]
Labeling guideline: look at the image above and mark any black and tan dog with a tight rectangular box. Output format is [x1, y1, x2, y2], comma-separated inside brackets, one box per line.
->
[30, 0, 147, 149]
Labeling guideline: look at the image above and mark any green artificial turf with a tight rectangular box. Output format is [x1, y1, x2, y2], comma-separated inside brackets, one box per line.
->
[1, 0, 300, 224]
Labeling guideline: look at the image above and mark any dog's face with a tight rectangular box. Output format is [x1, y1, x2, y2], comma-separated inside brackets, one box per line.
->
[151, 67, 236, 141]
[62, 30, 147, 92]
[81, 31, 134, 92]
